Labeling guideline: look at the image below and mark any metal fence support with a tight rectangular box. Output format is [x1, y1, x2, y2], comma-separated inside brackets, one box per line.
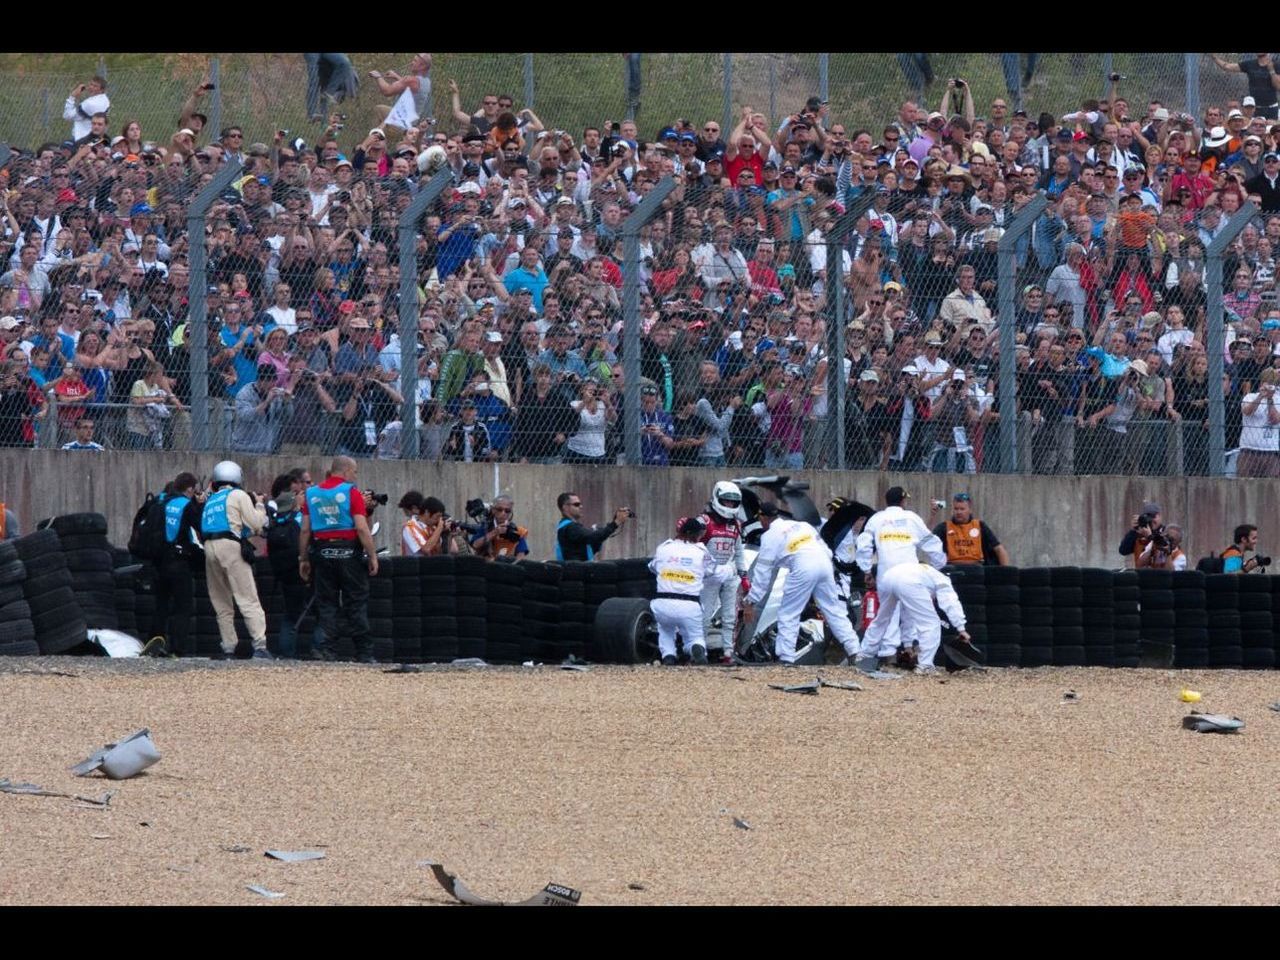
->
[1101, 53, 1113, 98]
[824, 195, 874, 471]
[209, 57, 221, 143]
[1205, 200, 1258, 477]
[819, 54, 829, 103]
[1185, 53, 1200, 121]
[97, 56, 107, 82]
[523, 54, 534, 110]
[768, 59, 777, 129]
[397, 169, 454, 460]
[722, 54, 733, 144]
[621, 176, 677, 466]
[186, 159, 244, 452]
[996, 192, 1049, 473]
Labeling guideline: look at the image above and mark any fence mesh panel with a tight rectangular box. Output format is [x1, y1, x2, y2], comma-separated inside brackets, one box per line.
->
[0, 52, 1274, 477]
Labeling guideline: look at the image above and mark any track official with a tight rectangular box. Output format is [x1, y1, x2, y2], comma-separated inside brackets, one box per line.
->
[146, 471, 204, 657]
[930, 492, 1010, 566]
[855, 486, 946, 575]
[649, 516, 718, 666]
[201, 460, 270, 659]
[298, 456, 379, 663]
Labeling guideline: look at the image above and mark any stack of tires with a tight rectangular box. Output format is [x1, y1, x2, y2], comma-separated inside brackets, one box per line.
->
[454, 555, 488, 661]
[1016, 567, 1052, 667]
[615, 559, 657, 602]
[1203, 574, 1241, 669]
[1048, 566, 1085, 666]
[419, 555, 458, 663]
[1169, 570, 1208, 669]
[1238, 573, 1273, 669]
[358, 562, 391, 662]
[44, 514, 117, 630]
[996, 567, 1038, 668]
[0, 541, 36, 656]
[946, 566, 1000, 664]
[1113, 570, 1142, 667]
[1138, 569, 1178, 666]
[1272, 576, 1280, 666]
[1080, 568, 1115, 666]
[111, 547, 141, 637]
[578, 562, 619, 662]
[16, 529, 87, 655]
[483, 560, 524, 663]
[381, 557, 418, 663]
[520, 562, 561, 662]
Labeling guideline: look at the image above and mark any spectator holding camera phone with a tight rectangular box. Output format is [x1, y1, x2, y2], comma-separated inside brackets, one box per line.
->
[1238, 367, 1280, 476]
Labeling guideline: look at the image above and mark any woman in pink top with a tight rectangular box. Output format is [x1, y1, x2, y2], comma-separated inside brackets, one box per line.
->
[256, 327, 292, 388]
[764, 366, 814, 469]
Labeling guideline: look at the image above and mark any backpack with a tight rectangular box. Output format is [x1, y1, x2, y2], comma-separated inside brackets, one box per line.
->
[128, 493, 169, 562]
[1196, 555, 1225, 575]
[266, 511, 301, 578]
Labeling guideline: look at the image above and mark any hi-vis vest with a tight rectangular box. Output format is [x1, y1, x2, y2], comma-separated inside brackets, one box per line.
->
[943, 518, 984, 565]
[306, 482, 357, 535]
[0, 501, 6, 540]
[555, 517, 592, 562]
[202, 488, 233, 535]
[165, 495, 191, 544]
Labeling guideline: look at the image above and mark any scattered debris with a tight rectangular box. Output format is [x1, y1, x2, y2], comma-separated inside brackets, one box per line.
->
[768, 679, 820, 695]
[1139, 640, 1176, 669]
[424, 861, 581, 907]
[246, 884, 286, 899]
[941, 637, 987, 670]
[627, 882, 646, 891]
[11, 670, 79, 678]
[91, 834, 112, 840]
[265, 850, 326, 863]
[1179, 688, 1202, 704]
[521, 661, 537, 668]
[0, 779, 113, 807]
[71, 728, 161, 780]
[859, 669, 904, 682]
[451, 658, 488, 667]
[1269, 703, 1280, 713]
[1062, 690, 1080, 704]
[139, 821, 152, 827]
[818, 678, 863, 692]
[733, 817, 752, 831]
[168, 866, 192, 874]
[383, 664, 422, 674]
[562, 654, 589, 666]
[902, 697, 916, 703]
[222, 845, 252, 854]
[560, 664, 589, 673]
[1182, 712, 1245, 734]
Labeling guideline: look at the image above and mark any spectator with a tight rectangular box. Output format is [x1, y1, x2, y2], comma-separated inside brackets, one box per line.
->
[128, 360, 183, 450]
[62, 417, 104, 450]
[563, 377, 614, 465]
[1239, 368, 1280, 477]
[444, 398, 493, 462]
[231, 362, 288, 454]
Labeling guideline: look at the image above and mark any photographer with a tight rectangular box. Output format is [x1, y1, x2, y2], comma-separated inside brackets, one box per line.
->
[400, 493, 459, 557]
[468, 495, 530, 560]
[1222, 524, 1270, 574]
[1119, 500, 1163, 566]
[1138, 523, 1186, 571]
[555, 491, 632, 562]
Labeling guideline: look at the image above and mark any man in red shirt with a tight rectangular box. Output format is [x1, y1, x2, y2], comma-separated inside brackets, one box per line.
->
[725, 135, 765, 187]
[51, 364, 92, 442]
[1167, 153, 1215, 211]
[297, 456, 380, 662]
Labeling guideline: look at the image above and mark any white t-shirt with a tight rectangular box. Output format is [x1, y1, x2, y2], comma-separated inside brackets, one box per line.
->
[566, 400, 607, 458]
[1240, 391, 1280, 451]
[914, 353, 951, 400]
[1156, 328, 1193, 368]
[266, 305, 297, 335]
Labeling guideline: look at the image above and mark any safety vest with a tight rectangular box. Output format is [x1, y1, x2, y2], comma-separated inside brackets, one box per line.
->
[1221, 545, 1245, 574]
[202, 488, 233, 535]
[0, 501, 6, 540]
[305, 482, 356, 535]
[555, 517, 592, 562]
[944, 518, 985, 565]
[164, 495, 191, 544]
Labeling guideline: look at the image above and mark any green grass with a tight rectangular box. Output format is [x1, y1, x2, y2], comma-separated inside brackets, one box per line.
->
[0, 52, 1242, 155]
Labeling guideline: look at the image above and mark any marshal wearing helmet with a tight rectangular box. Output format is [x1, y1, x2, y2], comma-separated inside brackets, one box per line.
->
[695, 481, 750, 663]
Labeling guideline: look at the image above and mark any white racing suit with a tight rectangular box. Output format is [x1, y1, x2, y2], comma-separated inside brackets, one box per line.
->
[649, 538, 718, 660]
[854, 505, 947, 575]
[860, 587, 903, 661]
[697, 512, 746, 655]
[745, 518, 860, 663]
[862, 563, 967, 668]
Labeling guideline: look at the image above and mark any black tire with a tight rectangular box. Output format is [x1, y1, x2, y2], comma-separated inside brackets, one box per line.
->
[0, 558, 26, 586]
[454, 576, 486, 597]
[1053, 608, 1083, 627]
[1206, 610, 1241, 629]
[421, 598, 456, 617]
[485, 641, 522, 663]
[456, 637, 486, 659]
[1173, 628, 1210, 647]
[1239, 593, 1271, 612]
[961, 604, 986, 624]
[1139, 590, 1174, 610]
[1207, 628, 1243, 647]
[25, 570, 75, 597]
[1082, 627, 1114, 647]
[0, 620, 36, 643]
[983, 643, 1021, 668]
[581, 562, 619, 584]
[1205, 594, 1240, 611]
[1242, 648, 1276, 670]
[1136, 569, 1173, 590]
[417, 555, 457, 575]
[985, 585, 1020, 604]
[392, 617, 421, 638]
[1018, 626, 1051, 646]
[559, 581, 585, 602]
[0, 639, 39, 656]
[43, 513, 109, 536]
[954, 586, 987, 604]
[367, 600, 395, 619]
[486, 603, 523, 625]
[458, 616, 486, 641]
[1017, 567, 1052, 587]
[1052, 645, 1087, 666]
[986, 604, 1021, 624]
[57, 533, 111, 552]
[1084, 646, 1116, 667]
[1053, 627, 1085, 646]
[1113, 587, 1141, 603]
[985, 623, 1023, 643]
[1240, 611, 1273, 631]
[74, 574, 117, 594]
[1113, 571, 1139, 587]
[1020, 606, 1053, 627]
[22, 552, 69, 577]
[1051, 588, 1084, 608]
[61, 549, 114, 572]
[1175, 609, 1209, 628]
[524, 584, 561, 604]
[36, 618, 88, 654]
[454, 554, 489, 575]
[1172, 589, 1207, 609]
[486, 561, 527, 586]
[1020, 646, 1053, 667]
[1242, 631, 1274, 649]
[1081, 608, 1115, 626]
[0, 541, 16, 565]
[0, 600, 32, 622]
[1237, 574, 1272, 593]
[1081, 590, 1115, 608]
[585, 584, 618, 605]
[984, 566, 1019, 586]
[1174, 647, 1210, 668]
[1020, 587, 1054, 607]
[422, 616, 458, 635]
[27, 586, 78, 617]
[523, 562, 562, 585]
[1171, 570, 1206, 589]
[1049, 566, 1082, 587]
[1207, 646, 1243, 668]
[1080, 568, 1114, 589]
[593, 597, 658, 664]
[369, 618, 393, 637]
[1204, 574, 1239, 594]
[0, 584, 24, 607]
[521, 600, 560, 623]
[1140, 609, 1176, 629]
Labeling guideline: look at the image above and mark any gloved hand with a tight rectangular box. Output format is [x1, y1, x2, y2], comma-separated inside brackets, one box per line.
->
[739, 575, 750, 594]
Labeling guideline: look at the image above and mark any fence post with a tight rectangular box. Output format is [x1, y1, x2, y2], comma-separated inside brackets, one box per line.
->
[1185, 53, 1200, 120]
[524, 54, 534, 111]
[209, 57, 221, 143]
[42, 88, 49, 133]
[819, 54, 829, 103]
[186, 159, 243, 452]
[1101, 53, 1113, 98]
[97, 56, 107, 83]
[995, 192, 1049, 473]
[769, 59, 777, 130]
[397, 169, 454, 460]
[722, 54, 733, 143]
[1205, 200, 1258, 477]
[824, 195, 874, 472]
[621, 176, 677, 466]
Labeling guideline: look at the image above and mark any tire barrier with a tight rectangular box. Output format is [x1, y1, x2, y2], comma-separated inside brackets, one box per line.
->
[4, 519, 1280, 669]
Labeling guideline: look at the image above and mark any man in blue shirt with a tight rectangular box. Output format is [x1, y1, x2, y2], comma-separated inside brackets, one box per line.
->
[639, 384, 675, 465]
[434, 184, 485, 278]
[502, 246, 550, 311]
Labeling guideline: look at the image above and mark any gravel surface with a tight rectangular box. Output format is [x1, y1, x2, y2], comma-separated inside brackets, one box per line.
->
[3, 658, 1279, 906]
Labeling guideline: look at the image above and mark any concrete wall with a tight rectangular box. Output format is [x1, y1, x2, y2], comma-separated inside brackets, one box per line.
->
[1, 450, 1274, 569]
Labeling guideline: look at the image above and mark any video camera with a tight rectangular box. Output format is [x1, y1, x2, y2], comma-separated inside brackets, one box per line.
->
[465, 497, 521, 542]
[364, 488, 388, 517]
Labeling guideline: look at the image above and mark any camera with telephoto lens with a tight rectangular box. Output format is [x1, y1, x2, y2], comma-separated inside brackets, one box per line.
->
[1138, 513, 1169, 549]
[364, 489, 388, 516]
[1256, 554, 1273, 569]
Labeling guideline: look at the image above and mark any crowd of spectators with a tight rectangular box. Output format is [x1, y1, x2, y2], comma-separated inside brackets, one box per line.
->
[3, 56, 1280, 477]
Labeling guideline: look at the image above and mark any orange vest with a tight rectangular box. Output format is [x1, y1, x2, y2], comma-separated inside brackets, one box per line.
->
[0, 502, 6, 540]
[944, 518, 985, 564]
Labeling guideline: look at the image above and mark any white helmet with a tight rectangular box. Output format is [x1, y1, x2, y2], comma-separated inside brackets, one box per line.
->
[710, 481, 743, 520]
[212, 460, 243, 486]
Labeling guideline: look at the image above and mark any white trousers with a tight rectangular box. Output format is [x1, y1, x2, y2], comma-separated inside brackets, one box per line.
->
[862, 565, 944, 667]
[651, 596, 705, 659]
[700, 564, 739, 651]
[774, 562, 859, 663]
[864, 604, 902, 658]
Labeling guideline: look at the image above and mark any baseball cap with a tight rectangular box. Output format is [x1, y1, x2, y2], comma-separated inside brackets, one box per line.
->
[678, 131, 697, 142]
[1245, 135, 1263, 145]
[1228, 109, 1245, 120]
[56, 188, 77, 204]
[924, 333, 943, 346]
[347, 316, 372, 330]
[457, 181, 482, 195]
[1128, 359, 1149, 376]
[1244, 96, 1258, 107]
[461, 161, 481, 176]
[0, 316, 20, 331]
[555, 196, 576, 206]
[1265, 152, 1280, 162]
[902, 364, 919, 376]
[1056, 129, 1074, 141]
[1153, 108, 1171, 121]
[858, 369, 880, 383]
[952, 369, 967, 381]
[927, 111, 944, 122]
[1141, 501, 1161, 516]
[1262, 318, 1280, 331]
[883, 281, 904, 293]
[130, 202, 153, 216]
[1072, 131, 1089, 142]
[780, 165, 797, 175]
